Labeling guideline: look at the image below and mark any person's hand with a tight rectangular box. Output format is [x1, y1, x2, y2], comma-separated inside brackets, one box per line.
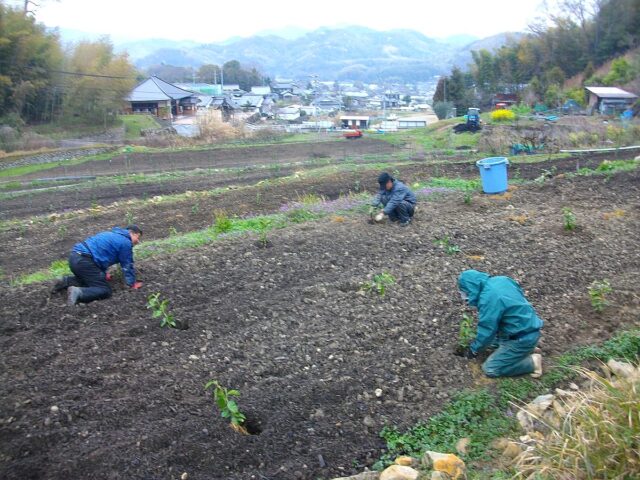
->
[374, 212, 385, 222]
[454, 345, 478, 359]
[105, 272, 112, 281]
[131, 281, 143, 289]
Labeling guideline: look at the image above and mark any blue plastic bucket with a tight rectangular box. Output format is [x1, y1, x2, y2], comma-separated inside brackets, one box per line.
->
[476, 157, 509, 194]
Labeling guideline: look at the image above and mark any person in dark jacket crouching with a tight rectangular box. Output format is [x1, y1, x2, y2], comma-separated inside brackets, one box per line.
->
[52, 225, 143, 305]
[371, 172, 417, 226]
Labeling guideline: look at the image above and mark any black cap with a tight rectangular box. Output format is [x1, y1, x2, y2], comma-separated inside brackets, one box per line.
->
[378, 172, 393, 186]
[126, 225, 143, 235]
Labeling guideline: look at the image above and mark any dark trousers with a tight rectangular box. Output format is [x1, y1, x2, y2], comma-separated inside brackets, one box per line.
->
[387, 201, 415, 223]
[63, 252, 112, 304]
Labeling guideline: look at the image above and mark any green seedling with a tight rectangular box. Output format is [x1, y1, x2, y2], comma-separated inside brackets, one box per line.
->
[589, 279, 612, 313]
[125, 211, 135, 225]
[562, 207, 577, 231]
[463, 191, 472, 205]
[255, 218, 272, 247]
[362, 272, 396, 296]
[57, 224, 68, 238]
[191, 202, 200, 215]
[434, 236, 460, 255]
[458, 313, 476, 348]
[205, 380, 248, 433]
[213, 210, 233, 234]
[146, 292, 176, 328]
[168, 226, 178, 236]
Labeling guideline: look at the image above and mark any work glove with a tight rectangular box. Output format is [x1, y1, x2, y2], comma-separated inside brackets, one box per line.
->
[454, 345, 478, 359]
[131, 281, 143, 290]
[374, 212, 385, 222]
[105, 272, 112, 281]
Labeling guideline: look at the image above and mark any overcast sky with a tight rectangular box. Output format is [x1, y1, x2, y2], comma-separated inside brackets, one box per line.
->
[27, 0, 551, 43]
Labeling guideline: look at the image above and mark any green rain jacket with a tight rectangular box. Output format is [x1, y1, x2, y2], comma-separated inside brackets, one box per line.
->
[458, 270, 543, 353]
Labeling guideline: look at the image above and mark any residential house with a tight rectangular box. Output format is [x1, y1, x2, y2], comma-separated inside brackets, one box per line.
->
[125, 76, 199, 118]
[312, 95, 342, 113]
[175, 83, 223, 96]
[222, 84, 244, 95]
[493, 93, 519, 108]
[211, 96, 240, 121]
[398, 116, 429, 129]
[236, 94, 264, 113]
[272, 82, 296, 96]
[340, 115, 370, 129]
[277, 106, 300, 122]
[585, 86, 638, 114]
[251, 86, 271, 95]
[382, 92, 400, 109]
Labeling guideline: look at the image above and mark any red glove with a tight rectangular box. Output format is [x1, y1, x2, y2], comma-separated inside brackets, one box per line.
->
[131, 281, 143, 289]
[105, 272, 112, 281]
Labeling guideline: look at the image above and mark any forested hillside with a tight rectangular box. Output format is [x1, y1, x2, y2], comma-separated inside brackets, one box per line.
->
[433, 0, 640, 114]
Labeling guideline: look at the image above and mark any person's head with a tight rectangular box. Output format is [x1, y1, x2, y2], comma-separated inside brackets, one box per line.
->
[378, 172, 394, 191]
[457, 269, 490, 307]
[126, 225, 143, 245]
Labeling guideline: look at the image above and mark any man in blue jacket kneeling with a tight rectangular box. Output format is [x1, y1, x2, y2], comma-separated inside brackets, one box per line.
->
[52, 225, 143, 305]
[371, 172, 417, 227]
[455, 269, 543, 378]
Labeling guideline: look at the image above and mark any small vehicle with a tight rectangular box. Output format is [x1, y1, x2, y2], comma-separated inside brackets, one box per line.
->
[343, 128, 363, 139]
[453, 107, 482, 133]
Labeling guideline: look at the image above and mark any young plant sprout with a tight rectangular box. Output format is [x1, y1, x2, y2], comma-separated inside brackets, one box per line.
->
[205, 380, 248, 435]
[362, 272, 396, 296]
[146, 292, 176, 328]
[458, 313, 476, 348]
[589, 279, 612, 313]
[562, 207, 577, 231]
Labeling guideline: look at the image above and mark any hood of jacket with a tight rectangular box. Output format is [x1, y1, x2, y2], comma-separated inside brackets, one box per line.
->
[111, 226, 132, 240]
[457, 269, 490, 307]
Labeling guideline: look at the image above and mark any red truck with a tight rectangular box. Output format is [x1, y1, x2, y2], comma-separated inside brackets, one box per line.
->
[343, 128, 363, 139]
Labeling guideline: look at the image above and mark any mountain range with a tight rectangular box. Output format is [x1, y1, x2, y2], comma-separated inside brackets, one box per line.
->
[59, 26, 524, 82]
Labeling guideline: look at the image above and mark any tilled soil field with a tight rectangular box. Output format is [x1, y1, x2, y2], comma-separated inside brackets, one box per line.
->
[0, 152, 627, 278]
[9, 138, 399, 183]
[1, 167, 639, 479]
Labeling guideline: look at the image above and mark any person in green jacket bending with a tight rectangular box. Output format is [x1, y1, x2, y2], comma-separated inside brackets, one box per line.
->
[455, 269, 543, 378]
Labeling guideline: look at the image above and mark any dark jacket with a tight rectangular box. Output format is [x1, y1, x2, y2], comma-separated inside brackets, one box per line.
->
[73, 227, 137, 285]
[372, 180, 417, 215]
[458, 270, 543, 353]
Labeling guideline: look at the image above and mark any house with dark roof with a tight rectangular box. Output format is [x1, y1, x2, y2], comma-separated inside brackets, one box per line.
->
[125, 76, 198, 118]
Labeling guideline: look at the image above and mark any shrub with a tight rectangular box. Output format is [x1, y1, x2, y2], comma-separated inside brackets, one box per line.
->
[213, 210, 233, 234]
[515, 366, 640, 479]
[196, 112, 244, 142]
[509, 103, 531, 116]
[490, 109, 516, 122]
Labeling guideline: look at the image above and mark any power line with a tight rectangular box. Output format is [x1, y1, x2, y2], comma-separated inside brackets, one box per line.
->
[48, 69, 138, 79]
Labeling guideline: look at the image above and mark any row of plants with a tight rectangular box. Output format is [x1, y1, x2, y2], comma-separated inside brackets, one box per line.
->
[11, 156, 637, 286]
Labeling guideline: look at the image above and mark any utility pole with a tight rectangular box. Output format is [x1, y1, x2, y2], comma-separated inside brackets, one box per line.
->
[221, 63, 224, 93]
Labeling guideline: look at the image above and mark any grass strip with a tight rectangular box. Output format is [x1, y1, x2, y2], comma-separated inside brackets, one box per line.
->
[374, 328, 640, 475]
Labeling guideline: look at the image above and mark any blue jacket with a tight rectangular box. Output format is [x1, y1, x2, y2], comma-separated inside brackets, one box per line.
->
[73, 227, 137, 286]
[372, 180, 417, 215]
[458, 270, 543, 353]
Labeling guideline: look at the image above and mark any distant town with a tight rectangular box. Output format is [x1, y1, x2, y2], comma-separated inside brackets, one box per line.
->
[125, 76, 441, 136]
